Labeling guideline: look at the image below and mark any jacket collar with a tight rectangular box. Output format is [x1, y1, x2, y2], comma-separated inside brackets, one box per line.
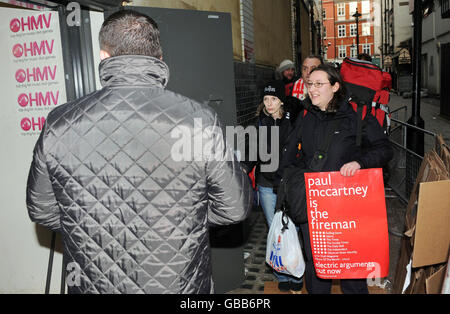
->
[304, 97, 350, 120]
[259, 107, 284, 124]
[99, 55, 170, 88]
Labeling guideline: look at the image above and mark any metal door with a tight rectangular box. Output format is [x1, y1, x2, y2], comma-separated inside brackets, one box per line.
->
[105, 7, 237, 127]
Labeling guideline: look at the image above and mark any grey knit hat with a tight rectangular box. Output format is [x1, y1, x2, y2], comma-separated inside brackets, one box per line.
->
[277, 59, 295, 73]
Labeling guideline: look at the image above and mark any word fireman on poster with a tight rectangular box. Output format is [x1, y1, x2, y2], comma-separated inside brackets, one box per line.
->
[304, 169, 389, 280]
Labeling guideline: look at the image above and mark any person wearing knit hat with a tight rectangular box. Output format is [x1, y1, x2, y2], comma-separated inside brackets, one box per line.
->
[276, 59, 296, 90]
[277, 59, 295, 77]
[276, 59, 300, 100]
[241, 79, 303, 293]
[262, 80, 286, 105]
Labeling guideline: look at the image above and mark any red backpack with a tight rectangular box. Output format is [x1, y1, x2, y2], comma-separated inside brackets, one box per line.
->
[340, 57, 392, 134]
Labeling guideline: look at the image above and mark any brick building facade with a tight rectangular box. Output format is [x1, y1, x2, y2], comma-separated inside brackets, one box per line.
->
[322, 0, 375, 63]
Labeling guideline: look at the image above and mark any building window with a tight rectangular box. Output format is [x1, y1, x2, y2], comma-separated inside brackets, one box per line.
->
[339, 45, 346, 58]
[338, 25, 346, 38]
[350, 24, 357, 36]
[337, 3, 345, 17]
[362, 44, 371, 55]
[350, 46, 357, 58]
[349, 1, 358, 15]
[323, 9, 326, 18]
[361, 1, 370, 14]
[323, 26, 327, 38]
[362, 23, 370, 36]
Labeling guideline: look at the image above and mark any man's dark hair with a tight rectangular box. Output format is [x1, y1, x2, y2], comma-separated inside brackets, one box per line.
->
[357, 53, 372, 62]
[304, 55, 324, 65]
[99, 10, 162, 58]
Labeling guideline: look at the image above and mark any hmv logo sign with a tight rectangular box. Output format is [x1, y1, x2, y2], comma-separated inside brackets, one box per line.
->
[15, 66, 57, 83]
[18, 91, 59, 107]
[21, 117, 45, 132]
[12, 40, 54, 58]
[10, 13, 52, 33]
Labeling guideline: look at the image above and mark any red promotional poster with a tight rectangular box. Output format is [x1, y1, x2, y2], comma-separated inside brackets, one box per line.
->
[304, 168, 389, 280]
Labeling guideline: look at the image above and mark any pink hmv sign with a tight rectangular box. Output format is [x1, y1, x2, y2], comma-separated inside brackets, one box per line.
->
[2, 7, 66, 137]
[0, 5, 67, 293]
[304, 169, 389, 279]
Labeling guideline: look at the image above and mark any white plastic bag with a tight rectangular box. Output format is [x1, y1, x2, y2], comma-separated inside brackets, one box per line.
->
[266, 210, 305, 278]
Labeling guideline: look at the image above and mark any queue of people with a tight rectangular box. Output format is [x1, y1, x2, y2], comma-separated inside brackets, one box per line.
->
[244, 59, 393, 294]
[25, 9, 392, 294]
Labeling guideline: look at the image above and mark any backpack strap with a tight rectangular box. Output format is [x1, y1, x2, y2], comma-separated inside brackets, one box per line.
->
[355, 104, 364, 147]
[349, 98, 367, 147]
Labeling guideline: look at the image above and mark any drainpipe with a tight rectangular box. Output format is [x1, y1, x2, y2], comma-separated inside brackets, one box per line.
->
[405, 0, 425, 197]
[295, 0, 302, 67]
[407, 0, 425, 156]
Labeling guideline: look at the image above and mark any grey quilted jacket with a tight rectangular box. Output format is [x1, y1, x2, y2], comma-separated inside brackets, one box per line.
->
[26, 55, 252, 294]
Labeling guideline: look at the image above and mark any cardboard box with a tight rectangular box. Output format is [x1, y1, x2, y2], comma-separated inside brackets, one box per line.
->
[426, 265, 447, 294]
[413, 180, 450, 268]
[393, 141, 450, 294]
[436, 135, 450, 170]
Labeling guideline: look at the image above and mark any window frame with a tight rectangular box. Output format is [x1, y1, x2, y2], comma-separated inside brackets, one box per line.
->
[337, 3, 345, 17]
[350, 24, 357, 37]
[361, 1, 371, 14]
[361, 23, 371, 36]
[362, 44, 371, 55]
[338, 45, 347, 58]
[338, 24, 346, 38]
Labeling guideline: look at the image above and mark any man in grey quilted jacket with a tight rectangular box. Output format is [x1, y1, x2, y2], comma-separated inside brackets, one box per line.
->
[26, 10, 252, 294]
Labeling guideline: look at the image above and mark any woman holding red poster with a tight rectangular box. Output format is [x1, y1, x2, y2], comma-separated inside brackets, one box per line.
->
[294, 64, 393, 294]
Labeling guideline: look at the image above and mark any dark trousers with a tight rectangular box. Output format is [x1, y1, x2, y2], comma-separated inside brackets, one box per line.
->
[299, 223, 369, 294]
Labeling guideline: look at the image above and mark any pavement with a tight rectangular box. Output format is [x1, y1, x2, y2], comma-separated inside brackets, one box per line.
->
[227, 201, 400, 294]
[227, 204, 394, 294]
[388, 93, 450, 152]
[226, 93, 450, 294]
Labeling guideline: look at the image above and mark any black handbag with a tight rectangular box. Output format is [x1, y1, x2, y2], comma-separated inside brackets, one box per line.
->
[275, 166, 310, 224]
[275, 117, 342, 225]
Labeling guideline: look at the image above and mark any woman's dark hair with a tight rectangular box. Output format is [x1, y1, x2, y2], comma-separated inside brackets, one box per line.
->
[99, 10, 162, 58]
[309, 64, 347, 113]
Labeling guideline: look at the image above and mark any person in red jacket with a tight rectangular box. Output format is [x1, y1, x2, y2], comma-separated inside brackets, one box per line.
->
[291, 55, 323, 101]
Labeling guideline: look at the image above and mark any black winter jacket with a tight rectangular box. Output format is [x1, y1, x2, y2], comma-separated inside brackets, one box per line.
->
[241, 101, 301, 188]
[295, 98, 393, 172]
